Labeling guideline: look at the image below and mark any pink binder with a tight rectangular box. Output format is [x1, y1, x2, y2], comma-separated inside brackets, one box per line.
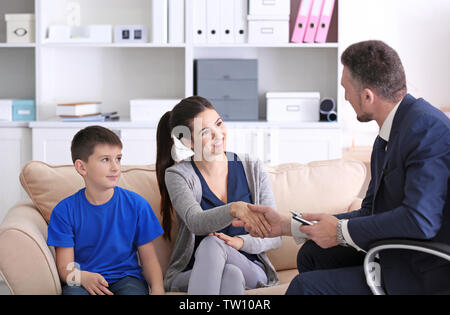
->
[303, 0, 324, 43]
[315, 0, 335, 43]
[291, 0, 313, 43]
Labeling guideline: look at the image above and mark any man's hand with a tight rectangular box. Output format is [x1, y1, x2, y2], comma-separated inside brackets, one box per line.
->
[299, 213, 339, 249]
[229, 202, 272, 237]
[80, 271, 113, 295]
[232, 204, 291, 238]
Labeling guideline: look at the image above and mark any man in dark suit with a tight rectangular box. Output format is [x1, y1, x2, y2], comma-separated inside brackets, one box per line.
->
[234, 40, 450, 294]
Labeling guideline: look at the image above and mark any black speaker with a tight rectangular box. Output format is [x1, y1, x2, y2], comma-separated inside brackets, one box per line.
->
[320, 98, 337, 122]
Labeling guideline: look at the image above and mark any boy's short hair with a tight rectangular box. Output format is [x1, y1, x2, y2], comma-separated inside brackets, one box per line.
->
[71, 126, 123, 163]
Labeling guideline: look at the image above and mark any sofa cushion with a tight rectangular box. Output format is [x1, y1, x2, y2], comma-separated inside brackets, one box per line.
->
[264, 159, 366, 271]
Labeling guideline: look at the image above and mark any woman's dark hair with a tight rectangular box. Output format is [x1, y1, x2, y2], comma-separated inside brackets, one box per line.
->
[341, 40, 407, 103]
[156, 96, 214, 241]
[71, 125, 122, 163]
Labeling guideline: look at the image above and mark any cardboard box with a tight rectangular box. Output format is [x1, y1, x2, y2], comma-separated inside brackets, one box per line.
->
[248, 15, 289, 44]
[5, 14, 35, 43]
[249, 0, 291, 16]
[266, 92, 320, 122]
[130, 99, 181, 122]
[12, 99, 36, 121]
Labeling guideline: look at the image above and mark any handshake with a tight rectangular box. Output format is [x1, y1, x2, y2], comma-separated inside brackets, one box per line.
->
[230, 202, 340, 249]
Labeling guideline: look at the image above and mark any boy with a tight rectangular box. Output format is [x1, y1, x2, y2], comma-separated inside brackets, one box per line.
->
[47, 125, 165, 295]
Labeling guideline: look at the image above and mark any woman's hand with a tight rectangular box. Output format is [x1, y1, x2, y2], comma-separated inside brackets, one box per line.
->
[229, 202, 271, 237]
[210, 232, 244, 250]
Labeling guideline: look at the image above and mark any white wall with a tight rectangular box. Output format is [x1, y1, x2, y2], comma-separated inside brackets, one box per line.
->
[339, 0, 450, 147]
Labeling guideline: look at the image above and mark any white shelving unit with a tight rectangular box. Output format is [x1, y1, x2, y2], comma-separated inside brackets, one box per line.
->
[0, 0, 342, 216]
[12, 0, 339, 122]
[0, 0, 342, 121]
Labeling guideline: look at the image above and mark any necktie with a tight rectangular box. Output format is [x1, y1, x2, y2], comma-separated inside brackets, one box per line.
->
[373, 136, 388, 184]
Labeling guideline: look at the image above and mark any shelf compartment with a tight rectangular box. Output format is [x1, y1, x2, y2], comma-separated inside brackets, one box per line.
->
[0, 47, 35, 99]
[193, 46, 338, 120]
[38, 46, 185, 120]
[0, 0, 35, 44]
[38, 0, 152, 44]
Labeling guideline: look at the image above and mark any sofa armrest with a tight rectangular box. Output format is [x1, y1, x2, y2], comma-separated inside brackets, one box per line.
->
[346, 198, 363, 212]
[0, 200, 61, 295]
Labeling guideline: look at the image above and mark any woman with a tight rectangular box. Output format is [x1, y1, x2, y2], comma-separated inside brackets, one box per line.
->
[156, 96, 282, 294]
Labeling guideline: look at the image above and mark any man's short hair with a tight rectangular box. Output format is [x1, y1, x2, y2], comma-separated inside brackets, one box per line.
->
[341, 40, 407, 103]
[71, 125, 122, 163]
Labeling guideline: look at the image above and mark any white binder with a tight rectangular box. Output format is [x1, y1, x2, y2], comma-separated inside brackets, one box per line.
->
[234, 0, 248, 43]
[192, 0, 207, 43]
[220, 0, 235, 43]
[168, 0, 185, 43]
[206, 0, 221, 43]
[152, 0, 168, 44]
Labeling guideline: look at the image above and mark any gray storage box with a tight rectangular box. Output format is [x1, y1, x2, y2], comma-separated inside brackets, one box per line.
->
[197, 80, 258, 100]
[196, 59, 258, 80]
[195, 59, 259, 121]
[213, 99, 259, 121]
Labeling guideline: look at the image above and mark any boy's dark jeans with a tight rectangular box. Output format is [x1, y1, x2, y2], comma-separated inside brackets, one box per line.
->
[62, 276, 149, 295]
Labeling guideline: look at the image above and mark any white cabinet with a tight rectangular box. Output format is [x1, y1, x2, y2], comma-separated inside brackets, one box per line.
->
[0, 126, 32, 222]
[30, 122, 342, 166]
[120, 128, 157, 165]
[268, 128, 342, 165]
[32, 127, 77, 165]
[227, 127, 270, 163]
[227, 123, 342, 165]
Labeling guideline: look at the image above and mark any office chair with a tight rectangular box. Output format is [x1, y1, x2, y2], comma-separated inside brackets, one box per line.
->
[364, 239, 450, 295]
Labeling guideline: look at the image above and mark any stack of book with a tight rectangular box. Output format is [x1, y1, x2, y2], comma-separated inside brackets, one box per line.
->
[56, 102, 119, 122]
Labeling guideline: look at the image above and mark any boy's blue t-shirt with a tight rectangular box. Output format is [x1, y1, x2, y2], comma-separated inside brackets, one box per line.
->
[47, 186, 164, 283]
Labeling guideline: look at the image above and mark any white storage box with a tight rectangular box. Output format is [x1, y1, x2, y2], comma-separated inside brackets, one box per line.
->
[130, 99, 181, 122]
[0, 99, 13, 121]
[5, 14, 35, 43]
[47, 25, 112, 43]
[248, 15, 289, 44]
[266, 92, 320, 122]
[249, 0, 291, 16]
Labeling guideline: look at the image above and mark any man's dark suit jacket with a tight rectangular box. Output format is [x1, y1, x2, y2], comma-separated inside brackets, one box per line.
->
[338, 94, 450, 294]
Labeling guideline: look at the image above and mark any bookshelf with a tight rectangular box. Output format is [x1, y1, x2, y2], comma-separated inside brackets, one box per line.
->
[16, 0, 339, 122]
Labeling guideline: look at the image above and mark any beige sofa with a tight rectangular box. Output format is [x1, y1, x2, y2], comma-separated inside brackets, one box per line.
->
[0, 159, 366, 295]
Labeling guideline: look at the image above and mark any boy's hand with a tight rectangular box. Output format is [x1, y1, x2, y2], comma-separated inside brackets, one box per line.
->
[210, 232, 244, 251]
[80, 271, 114, 295]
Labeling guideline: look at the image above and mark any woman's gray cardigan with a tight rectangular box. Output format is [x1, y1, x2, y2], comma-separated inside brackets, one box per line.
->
[163, 154, 282, 291]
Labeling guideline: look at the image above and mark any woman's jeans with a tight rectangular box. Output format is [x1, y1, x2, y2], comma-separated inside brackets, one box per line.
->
[171, 236, 267, 295]
[62, 276, 149, 295]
